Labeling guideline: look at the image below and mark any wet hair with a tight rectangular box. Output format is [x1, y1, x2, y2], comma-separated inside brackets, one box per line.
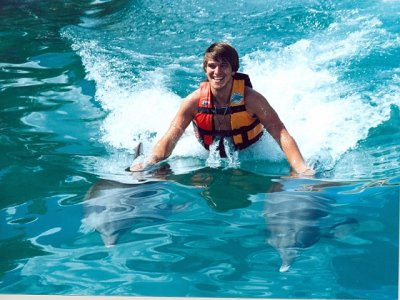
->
[202, 42, 239, 72]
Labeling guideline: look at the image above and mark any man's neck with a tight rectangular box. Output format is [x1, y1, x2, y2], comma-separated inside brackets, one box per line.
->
[211, 80, 233, 107]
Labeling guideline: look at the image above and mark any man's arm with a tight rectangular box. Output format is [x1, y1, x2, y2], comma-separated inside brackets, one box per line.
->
[246, 88, 314, 175]
[129, 90, 199, 171]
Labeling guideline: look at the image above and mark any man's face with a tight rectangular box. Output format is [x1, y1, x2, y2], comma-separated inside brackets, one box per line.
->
[205, 59, 233, 91]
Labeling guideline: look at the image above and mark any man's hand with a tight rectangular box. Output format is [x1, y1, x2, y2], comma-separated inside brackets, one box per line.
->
[298, 167, 316, 176]
[128, 162, 145, 172]
[290, 166, 315, 177]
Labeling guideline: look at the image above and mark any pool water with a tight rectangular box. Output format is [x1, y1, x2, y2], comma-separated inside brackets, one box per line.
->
[1, 0, 399, 298]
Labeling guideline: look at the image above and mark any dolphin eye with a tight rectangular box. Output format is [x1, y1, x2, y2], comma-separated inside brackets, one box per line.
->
[110, 206, 129, 212]
[129, 190, 158, 198]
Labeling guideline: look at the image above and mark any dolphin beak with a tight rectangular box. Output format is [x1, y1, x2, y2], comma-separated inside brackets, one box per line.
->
[101, 234, 119, 247]
[278, 249, 298, 272]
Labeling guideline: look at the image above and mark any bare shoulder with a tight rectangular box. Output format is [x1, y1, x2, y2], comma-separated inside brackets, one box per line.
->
[177, 88, 200, 118]
[244, 86, 273, 115]
[185, 88, 201, 105]
[244, 87, 285, 136]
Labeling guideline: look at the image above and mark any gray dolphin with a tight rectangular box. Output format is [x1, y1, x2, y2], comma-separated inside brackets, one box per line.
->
[265, 191, 359, 272]
[82, 142, 188, 246]
[83, 179, 172, 247]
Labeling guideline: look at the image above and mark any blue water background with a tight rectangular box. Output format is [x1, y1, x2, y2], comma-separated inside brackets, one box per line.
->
[0, 0, 399, 298]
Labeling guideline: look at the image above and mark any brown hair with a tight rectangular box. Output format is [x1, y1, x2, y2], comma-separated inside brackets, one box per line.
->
[202, 42, 239, 72]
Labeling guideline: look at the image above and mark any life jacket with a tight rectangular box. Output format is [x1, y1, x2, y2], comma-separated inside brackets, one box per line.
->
[192, 73, 264, 157]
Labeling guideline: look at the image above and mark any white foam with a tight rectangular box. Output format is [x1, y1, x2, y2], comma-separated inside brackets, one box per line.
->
[63, 7, 399, 175]
[242, 13, 398, 172]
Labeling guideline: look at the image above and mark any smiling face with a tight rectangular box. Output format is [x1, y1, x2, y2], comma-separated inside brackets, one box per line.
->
[205, 59, 234, 91]
[202, 42, 240, 92]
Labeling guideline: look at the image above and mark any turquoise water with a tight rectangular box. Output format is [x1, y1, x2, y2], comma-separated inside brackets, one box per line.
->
[1, 0, 399, 298]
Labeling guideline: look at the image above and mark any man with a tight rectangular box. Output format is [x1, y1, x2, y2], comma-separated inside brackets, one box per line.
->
[130, 42, 314, 176]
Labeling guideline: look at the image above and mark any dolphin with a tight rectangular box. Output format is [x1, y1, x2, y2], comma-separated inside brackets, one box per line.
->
[264, 191, 359, 272]
[83, 141, 152, 246]
[82, 142, 188, 247]
[84, 175, 197, 246]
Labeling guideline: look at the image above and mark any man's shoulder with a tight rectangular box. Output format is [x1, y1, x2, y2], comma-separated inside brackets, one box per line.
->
[179, 89, 200, 116]
[244, 86, 271, 115]
[185, 88, 201, 103]
[244, 86, 265, 102]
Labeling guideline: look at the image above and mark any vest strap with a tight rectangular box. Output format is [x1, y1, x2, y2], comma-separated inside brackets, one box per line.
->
[197, 106, 247, 115]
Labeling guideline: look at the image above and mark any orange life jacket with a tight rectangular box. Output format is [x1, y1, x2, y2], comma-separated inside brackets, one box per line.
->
[192, 74, 263, 157]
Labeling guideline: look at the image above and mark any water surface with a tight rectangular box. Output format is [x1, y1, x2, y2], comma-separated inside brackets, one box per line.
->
[0, 0, 399, 298]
